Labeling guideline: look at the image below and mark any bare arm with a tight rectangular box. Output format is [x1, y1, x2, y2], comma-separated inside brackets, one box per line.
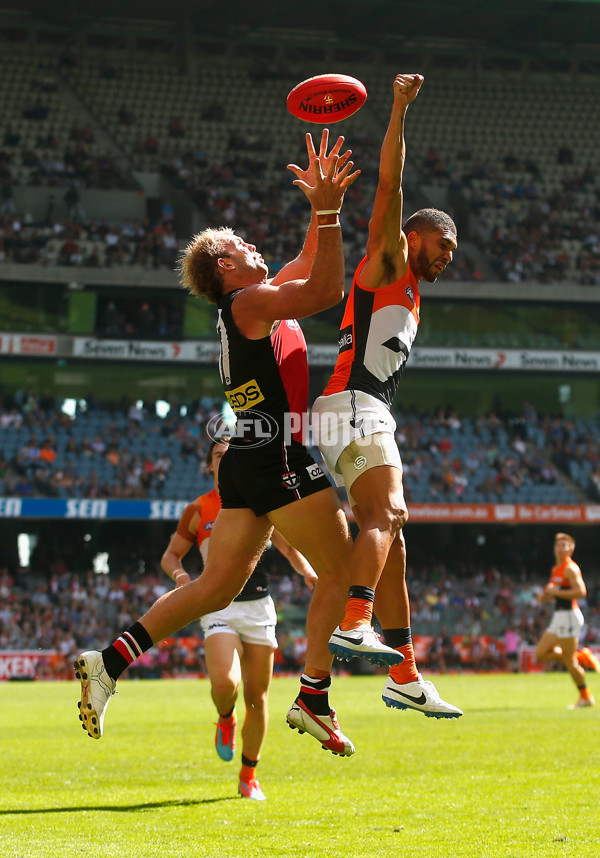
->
[232, 143, 360, 333]
[270, 528, 318, 592]
[271, 131, 352, 286]
[361, 73, 423, 289]
[161, 502, 198, 587]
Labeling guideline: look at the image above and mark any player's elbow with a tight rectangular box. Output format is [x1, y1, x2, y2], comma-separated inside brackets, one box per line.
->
[323, 276, 345, 307]
[160, 551, 174, 575]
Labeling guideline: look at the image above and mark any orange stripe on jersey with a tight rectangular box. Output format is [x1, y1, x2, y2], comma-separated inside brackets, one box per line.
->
[323, 256, 420, 408]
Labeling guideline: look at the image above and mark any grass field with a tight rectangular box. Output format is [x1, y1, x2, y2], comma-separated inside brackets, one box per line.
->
[1, 673, 599, 858]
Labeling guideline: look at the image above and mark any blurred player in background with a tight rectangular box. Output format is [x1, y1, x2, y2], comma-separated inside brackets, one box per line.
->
[536, 532, 599, 708]
[312, 73, 462, 718]
[162, 437, 317, 800]
[75, 131, 368, 757]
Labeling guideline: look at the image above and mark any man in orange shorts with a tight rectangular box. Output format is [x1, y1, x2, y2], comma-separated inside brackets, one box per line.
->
[312, 73, 462, 718]
[536, 532, 599, 708]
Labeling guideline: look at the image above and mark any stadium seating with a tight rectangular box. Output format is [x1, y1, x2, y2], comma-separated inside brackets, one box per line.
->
[1, 399, 595, 505]
[1, 42, 598, 284]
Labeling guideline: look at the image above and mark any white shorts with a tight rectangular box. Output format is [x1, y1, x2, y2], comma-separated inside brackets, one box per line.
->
[546, 607, 584, 639]
[311, 390, 400, 487]
[200, 595, 277, 648]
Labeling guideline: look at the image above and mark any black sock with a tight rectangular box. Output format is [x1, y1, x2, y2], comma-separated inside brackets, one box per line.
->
[348, 585, 375, 602]
[101, 621, 154, 681]
[298, 673, 331, 716]
[382, 627, 412, 649]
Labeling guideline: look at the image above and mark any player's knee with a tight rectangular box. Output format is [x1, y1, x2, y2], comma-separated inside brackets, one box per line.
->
[206, 589, 235, 614]
[244, 689, 268, 712]
[384, 501, 409, 534]
[361, 500, 407, 535]
[211, 677, 238, 699]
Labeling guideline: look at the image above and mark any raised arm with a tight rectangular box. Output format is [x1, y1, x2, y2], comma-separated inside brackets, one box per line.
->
[271, 130, 352, 286]
[232, 144, 360, 333]
[361, 73, 423, 289]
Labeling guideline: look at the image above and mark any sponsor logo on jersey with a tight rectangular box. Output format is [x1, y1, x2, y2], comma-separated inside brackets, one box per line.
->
[306, 463, 324, 480]
[286, 319, 300, 330]
[282, 471, 300, 490]
[338, 324, 353, 353]
[208, 622, 228, 630]
[354, 456, 367, 470]
[225, 379, 265, 411]
[204, 521, 214, 531]
[406, 285, 415, 304]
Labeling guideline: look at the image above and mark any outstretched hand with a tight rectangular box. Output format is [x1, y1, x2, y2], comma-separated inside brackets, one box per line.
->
[287, 128, 360, 210]
[393, 73, 424, 108]
[287, 128, 352, 189]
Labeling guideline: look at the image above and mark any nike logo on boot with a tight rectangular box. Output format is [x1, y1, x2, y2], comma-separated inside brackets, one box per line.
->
[390, 689, 427, 705]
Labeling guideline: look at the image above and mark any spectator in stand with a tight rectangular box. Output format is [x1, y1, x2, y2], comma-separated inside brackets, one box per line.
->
[64, 186, 87, 224]
[504, 626, 521, 672]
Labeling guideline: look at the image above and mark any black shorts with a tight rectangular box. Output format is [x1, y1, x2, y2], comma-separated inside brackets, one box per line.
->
[218, 440, 332, 517]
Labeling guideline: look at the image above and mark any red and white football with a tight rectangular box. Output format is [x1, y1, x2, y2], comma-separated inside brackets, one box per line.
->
[286, 73, 367, 123]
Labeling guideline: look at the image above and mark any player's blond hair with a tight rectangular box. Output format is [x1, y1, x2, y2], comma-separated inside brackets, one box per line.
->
[554, 532, 575, 550]
[178, 227, 235, 304]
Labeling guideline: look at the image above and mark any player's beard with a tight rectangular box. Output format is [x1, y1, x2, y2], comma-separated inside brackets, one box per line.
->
[416, 246, 440, 283]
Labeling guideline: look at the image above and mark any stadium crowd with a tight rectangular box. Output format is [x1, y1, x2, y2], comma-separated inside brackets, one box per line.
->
[0, 212, 181, 270]
[427, 145, 600, 285]
[1, 548, 598, 676]
[1, 396, 598, 503]
[1, 42, 599, 286]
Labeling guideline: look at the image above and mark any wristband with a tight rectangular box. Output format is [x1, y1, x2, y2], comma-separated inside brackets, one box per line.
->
[316, 211, 340, 228]
[173, 569, 187, 580]
[316, 209, 340, 215]
[317, 222, 342, 228]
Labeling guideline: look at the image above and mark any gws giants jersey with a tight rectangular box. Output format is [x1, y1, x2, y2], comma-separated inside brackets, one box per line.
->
[323, 256, 420, 409]
[217, 289, 308, 444]
[550, 557, 581, 611]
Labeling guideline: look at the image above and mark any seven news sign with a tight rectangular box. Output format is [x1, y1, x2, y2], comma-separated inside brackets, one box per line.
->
[410, 348, 600, 371]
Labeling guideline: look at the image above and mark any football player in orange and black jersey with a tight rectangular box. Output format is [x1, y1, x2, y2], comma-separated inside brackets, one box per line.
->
[75, 132, 364, 756]
[161, 438, 317, 800]
[536, 532, 599, 708]
[312, 74, 462, 719]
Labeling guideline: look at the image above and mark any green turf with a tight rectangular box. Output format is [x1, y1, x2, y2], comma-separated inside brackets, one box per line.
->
[0, 673, 598, 857]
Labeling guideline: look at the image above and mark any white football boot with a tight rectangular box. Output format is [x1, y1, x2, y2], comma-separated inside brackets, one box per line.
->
[286, 700, 355, 756]
[568, 695, 595, 709]
[74, 651, 116, 738]
[382, 673, 463, 719]
[329, 625, 405, 667]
